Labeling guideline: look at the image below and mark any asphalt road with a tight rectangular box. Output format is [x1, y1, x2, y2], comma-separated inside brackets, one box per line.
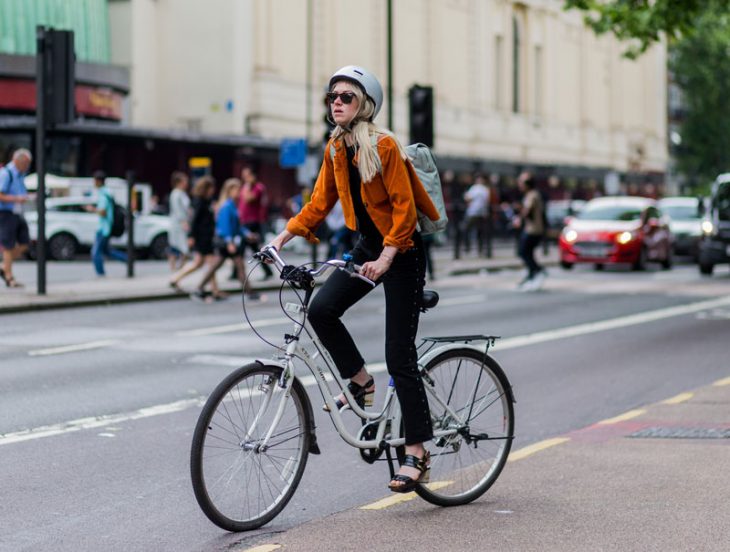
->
[0, 264, 728, 551]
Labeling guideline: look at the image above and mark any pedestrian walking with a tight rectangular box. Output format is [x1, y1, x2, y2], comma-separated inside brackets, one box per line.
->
[515, 171, 546, 291]
[86, 171, 127, 276]
[167, 171, 191, 271]
[267, 65, 441, 493]
[237, 166, 273, 279]
[192, 178, 259, 302]
[0, 148, 32, 288]
[169, 176, 221, 296]
[462, 174, 490, 256]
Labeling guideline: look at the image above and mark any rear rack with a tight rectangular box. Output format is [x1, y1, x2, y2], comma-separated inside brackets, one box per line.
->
[419, 335, 500, 355]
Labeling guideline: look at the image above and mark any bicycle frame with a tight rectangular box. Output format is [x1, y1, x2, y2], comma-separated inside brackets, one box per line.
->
[247, 246, 499, 455]
[252, 300, 492, 453]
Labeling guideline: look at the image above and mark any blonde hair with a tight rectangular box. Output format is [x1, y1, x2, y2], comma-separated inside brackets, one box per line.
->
[329, 81, 407, 183]
[218, 177, 241, 208]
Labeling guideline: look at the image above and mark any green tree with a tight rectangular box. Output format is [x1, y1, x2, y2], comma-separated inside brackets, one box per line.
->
[564, 0, 727, 58]
[671, 7, 730, 182]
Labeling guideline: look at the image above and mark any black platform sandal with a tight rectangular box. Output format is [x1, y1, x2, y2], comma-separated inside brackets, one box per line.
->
[388, 451, 430, 493]
[322, 377, 375, 412]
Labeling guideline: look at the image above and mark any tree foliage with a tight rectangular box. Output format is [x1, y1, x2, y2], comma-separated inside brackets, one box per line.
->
[564, 0, 728, 58]
[671, 7, 730, 181]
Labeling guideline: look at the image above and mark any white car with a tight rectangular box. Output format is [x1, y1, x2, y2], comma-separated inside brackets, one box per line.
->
[25, 197, 170, 261]
[657, 197, 704, 259]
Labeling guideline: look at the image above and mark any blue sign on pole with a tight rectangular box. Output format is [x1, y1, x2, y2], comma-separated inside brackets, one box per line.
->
[279, 138, 307, 168]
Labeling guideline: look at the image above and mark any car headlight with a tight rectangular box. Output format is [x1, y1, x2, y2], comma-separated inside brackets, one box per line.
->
[562, 229, 578, 243]
[701, 220, 714, 235]
[616, 231, 634, 245]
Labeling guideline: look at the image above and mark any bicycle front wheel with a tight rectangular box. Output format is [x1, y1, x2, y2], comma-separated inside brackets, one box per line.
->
[190, 362, 311, 531]
[417, 348, 514, 506]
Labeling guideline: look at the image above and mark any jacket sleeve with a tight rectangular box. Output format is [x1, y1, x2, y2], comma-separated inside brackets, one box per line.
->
[286, 144, 339, 243]
[378, 139, 419, 252]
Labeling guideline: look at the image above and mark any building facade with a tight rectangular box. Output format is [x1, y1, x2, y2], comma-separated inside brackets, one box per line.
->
[1, 0, 668, 206]
[110, 0, 667, 184]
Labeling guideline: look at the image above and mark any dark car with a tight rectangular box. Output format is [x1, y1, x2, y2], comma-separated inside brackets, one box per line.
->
[558, 196, 673, 270]
[698, 174, 730, 275]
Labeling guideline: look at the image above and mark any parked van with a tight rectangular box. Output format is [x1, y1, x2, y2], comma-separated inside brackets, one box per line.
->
[698, 173, 730, 275]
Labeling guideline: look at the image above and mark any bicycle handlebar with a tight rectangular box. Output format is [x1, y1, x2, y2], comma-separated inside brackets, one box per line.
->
[254, 245, 376, 287]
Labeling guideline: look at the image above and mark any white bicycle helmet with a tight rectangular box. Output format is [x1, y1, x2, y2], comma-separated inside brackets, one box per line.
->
[329, 65, 383, 120]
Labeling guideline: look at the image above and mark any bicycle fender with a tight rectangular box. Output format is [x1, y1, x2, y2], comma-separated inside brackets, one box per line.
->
[417, 343, 491, 368]
[254, 358, 321, 455]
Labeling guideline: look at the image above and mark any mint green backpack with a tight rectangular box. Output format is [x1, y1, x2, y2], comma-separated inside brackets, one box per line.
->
[329, 137, 448, 235]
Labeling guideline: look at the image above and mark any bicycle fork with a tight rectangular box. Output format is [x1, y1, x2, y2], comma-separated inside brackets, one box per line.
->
[242, 363, 296, 453]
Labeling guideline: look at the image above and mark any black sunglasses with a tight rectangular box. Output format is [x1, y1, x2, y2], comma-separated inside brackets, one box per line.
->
[325, 91, 357, 105]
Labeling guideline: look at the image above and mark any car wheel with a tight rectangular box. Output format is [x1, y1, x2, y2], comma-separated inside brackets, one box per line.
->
[632, 247, 647, 271]
[48, 233, 78, 261]
[149, 233, 169, 260]
[560, 261, 574, 270]
[699, 262, 714, 276]
[594, 263, 604, 271]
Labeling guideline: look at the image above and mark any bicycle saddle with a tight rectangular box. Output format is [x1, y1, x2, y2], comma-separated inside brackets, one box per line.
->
[421, 289, 439, 310]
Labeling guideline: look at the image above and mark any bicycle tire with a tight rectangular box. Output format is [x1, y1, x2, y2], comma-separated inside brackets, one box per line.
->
[190, 362, 312, 531]
[414, 348, 514, 507]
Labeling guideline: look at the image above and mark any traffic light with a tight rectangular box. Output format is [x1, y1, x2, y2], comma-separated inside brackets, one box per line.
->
[38, 27, 75, 125]
[408, 85, 434, 147]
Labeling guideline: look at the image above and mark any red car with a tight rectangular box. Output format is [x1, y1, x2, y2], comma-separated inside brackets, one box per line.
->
[559, 197, 673, 270]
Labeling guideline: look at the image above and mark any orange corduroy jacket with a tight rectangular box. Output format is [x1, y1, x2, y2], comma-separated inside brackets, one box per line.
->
[286, 134, 439, 253]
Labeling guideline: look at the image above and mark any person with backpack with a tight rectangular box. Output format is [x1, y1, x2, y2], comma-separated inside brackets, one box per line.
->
[87, 170, 127, 276]
[267, 65, 440, 494]
[0, 148, 32, 288]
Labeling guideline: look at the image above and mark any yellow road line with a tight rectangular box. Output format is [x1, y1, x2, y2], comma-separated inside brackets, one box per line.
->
[712, 376, 730, 387]
[661, 392, 694, 405]
[597, 409, 646, 425]
[242, 545, 282, 552]
[508, 437, 570, 462]
[360, 480, 453, 510]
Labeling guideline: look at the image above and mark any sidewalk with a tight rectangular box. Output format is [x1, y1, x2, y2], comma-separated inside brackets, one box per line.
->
[0, 240, 558, 314]
[237, 376, 730, 552]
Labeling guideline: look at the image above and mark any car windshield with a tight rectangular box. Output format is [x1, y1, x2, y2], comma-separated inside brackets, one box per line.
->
[715, 183, 730, 221]
[577, 204, 643, 221]
[661, 205, 698, 221]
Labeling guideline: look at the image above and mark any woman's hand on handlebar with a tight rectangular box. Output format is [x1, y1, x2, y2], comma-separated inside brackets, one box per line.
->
[263, 230, 295, 262]
[360, 250, 395, 281]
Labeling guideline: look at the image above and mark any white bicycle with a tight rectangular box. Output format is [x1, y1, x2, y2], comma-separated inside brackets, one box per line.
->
[190, 246, 515, 531]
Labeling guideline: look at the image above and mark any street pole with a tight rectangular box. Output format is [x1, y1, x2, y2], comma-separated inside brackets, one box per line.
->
[386, 0, 393, 130]
[126, 170, 135, 278]
[35, 26, 48, 295]
[305, 0, 313, 144]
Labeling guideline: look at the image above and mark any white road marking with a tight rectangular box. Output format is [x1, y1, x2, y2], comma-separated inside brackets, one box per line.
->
[496, 294, 730, 351]
[176, 317, 292, 337]
[0, 398, 204, 447]
[28, 339, 120, 357]
[7, 295, 729, 446]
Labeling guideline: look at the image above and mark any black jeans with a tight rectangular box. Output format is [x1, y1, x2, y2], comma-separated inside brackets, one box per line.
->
[308, 234, 433, 445]
[518, 231, 543, 278]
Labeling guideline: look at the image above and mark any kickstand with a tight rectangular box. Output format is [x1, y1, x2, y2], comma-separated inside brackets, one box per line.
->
[384, 446, 396, 479]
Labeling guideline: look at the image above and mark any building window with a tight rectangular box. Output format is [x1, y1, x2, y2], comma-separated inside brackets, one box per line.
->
[495, 35, 504, 110]
[512, 15, 521, 113]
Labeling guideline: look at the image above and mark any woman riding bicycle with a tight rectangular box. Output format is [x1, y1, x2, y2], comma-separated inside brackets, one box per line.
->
[268, 65, 440, 493]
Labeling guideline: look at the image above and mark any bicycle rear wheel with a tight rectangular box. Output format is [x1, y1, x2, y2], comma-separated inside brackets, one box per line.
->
[190, 362, 311, 531]
[416, 348, 514, 506]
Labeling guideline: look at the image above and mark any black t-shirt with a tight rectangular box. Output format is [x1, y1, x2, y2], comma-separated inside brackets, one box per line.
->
[346, 145, 382, 242]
